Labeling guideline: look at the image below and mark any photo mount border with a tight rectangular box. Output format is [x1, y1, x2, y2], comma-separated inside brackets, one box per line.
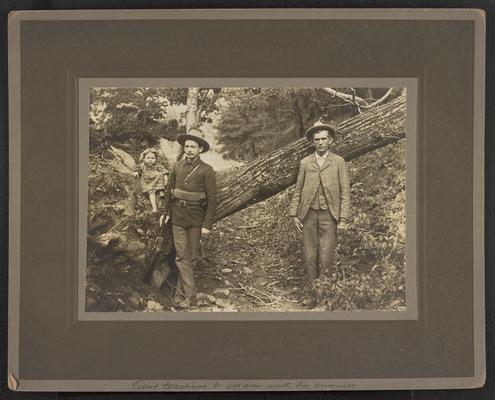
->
[7, 8, 485, 391]
[78, 77, 418, 322]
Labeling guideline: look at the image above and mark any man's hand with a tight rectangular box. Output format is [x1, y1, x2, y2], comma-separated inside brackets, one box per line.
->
[159, 215, 170, 227]
[201, 227, 211, 235]
[293, 217, 303, 233]
[337, 221, 348, 235]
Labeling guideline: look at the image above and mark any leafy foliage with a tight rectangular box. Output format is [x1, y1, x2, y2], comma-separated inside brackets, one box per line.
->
[90, 88, 188, 153]
[216, 88, 295, 160]
[216, 87, 395, 161]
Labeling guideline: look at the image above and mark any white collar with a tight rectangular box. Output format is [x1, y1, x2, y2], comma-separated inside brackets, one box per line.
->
[315, 151, 329, 160]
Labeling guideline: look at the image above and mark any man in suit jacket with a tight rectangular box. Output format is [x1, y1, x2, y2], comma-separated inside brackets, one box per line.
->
[288, 122, 351, 306]
[167, 133, 217, 309]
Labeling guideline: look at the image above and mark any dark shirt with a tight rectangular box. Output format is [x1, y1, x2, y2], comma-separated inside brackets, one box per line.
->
[168, 157, 217, 229]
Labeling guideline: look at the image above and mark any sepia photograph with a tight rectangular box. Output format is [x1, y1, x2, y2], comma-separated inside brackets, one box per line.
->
[7, 8, 486, 392]
[84, 86, 407, 313]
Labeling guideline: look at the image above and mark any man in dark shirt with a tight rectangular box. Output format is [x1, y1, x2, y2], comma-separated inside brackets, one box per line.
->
[167, 133, 217, 309]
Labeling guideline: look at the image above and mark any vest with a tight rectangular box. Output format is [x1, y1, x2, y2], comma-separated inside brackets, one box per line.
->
[310, 173, 329, 210]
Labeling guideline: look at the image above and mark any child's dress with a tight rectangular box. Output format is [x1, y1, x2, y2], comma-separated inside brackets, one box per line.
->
[136, 163, 167, 195]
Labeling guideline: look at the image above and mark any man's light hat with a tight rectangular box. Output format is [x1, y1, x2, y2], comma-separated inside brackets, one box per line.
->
[305, 121, 336, 140]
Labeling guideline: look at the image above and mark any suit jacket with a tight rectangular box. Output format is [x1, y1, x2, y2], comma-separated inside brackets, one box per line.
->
[288, 152, 351, 223]
[168, 157, 217, 230]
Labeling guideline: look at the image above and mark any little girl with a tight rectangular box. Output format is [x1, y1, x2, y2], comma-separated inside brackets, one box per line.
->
[133, 148, 168, 212]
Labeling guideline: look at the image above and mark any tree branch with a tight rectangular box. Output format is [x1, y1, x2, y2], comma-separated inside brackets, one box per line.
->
[364, 87, 394, 108]
[320, 87, 395, 110]
[320, 87, 369, 107]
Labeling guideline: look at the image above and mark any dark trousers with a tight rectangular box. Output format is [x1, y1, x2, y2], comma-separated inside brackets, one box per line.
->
[172, 224, 202, 299]
[302, 208, 337, 282]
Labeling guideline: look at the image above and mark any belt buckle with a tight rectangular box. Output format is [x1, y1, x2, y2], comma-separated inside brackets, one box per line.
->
[178, 200, 187, 207]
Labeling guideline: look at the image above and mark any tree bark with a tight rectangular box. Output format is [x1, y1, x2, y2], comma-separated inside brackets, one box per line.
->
[185, 88, 200, 131]
[176, 88, 202, 161]
[214, 95, 406, 221]
[290, 90, 305, 138]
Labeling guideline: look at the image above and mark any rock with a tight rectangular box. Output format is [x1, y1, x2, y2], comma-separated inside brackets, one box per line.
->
[213, 289, 230, 298]
[244, 267, 253, 274]
[197, 293, 217, 304]
[206, 294, 217, 303]
[215, 298, 231, 308]
[389, 300, 402, 309]
[113, 238, 146, 263]
[224, 279, 233, 287]
[97, 232, 121, 247]
[151, 261, 172, 289]
[222, 305, 238, 312]
[196, 298, 210, 306]
[129, 292, 141, 307]
[146, 300, 164, 312]
[85, 293, 98, 310]
[151, 270, 165, 289]
[221, 268, 233, 273]
[109, 145, 138, 170]
[121, 239, 146, 252]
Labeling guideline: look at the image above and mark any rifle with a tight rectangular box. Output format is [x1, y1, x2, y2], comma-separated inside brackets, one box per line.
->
[142, 236, 164, 284]
[142, 214, 171, 284]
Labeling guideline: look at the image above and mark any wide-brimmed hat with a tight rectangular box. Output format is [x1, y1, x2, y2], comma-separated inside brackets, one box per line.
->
[305, 121, 336, 140]
[176, 134, 210, 153]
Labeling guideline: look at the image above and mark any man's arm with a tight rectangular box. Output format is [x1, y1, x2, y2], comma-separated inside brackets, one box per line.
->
[338, 158, 351, 224]
[289, 160, 306, 233]
[288, 160, 305, 218]
[164, 163, 176, 221]
[203, 166, 217, 231]
[168, 162, 176, 189]
[158, 163, 168, 183]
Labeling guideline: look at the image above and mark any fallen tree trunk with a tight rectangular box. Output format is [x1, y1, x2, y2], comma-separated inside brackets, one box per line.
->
[215, 95, 406, 221]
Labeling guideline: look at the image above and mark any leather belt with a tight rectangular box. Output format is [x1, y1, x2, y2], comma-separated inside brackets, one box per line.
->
[174, 198, 202, 208]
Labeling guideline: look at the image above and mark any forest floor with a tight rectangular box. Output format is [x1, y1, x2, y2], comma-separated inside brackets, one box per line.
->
[86, 194, 318, 313]
[198, 206, 311, 312]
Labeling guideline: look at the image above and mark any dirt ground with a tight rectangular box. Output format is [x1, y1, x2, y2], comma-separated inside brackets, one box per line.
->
[197, 208, 311, 312]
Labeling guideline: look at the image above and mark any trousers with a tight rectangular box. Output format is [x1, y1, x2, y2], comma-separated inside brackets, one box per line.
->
[302, 208, 337, 282]
[172, 224, 202, 299]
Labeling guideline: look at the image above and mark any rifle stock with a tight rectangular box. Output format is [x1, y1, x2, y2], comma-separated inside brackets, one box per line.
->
[142, 236, 164, 284]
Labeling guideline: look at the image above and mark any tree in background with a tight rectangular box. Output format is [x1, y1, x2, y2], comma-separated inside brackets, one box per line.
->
[89, 86, 398, 163]
[90, 87, 225, 158]
[89, 87, 189, 154]
[215, 88, 294, 160]
[216, 87, 397, 161]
